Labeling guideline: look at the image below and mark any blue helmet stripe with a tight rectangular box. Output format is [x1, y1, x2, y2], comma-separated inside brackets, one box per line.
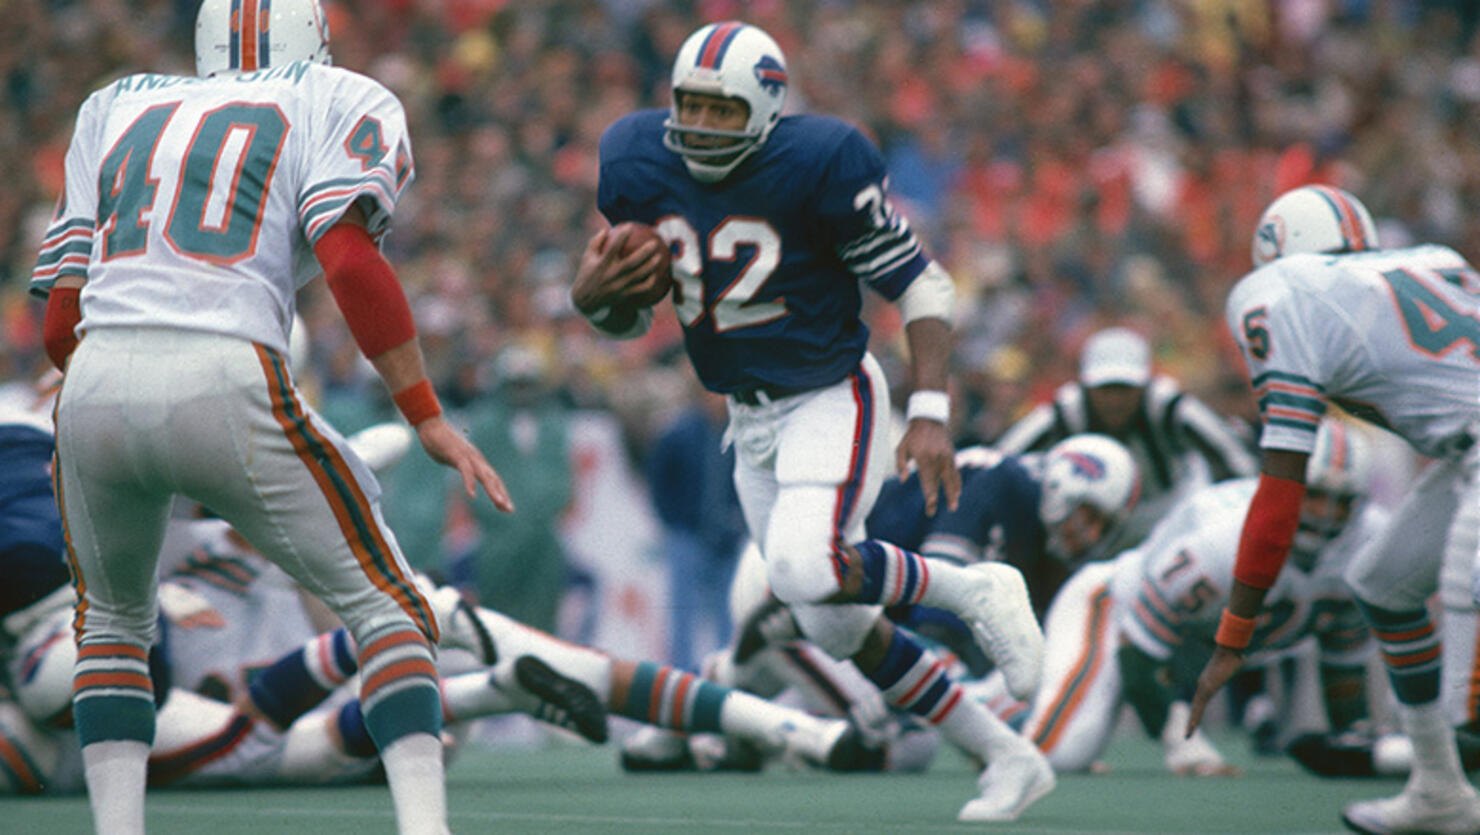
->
[258, 0, 272, 67]
[229, 0, 242, 69]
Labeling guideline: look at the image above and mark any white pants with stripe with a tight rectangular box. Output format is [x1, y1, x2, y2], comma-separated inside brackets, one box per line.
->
[55, 328, 437, 651]
[1345, 441, 1480, 724]
[726, 353, 892, 658]
[1021, 558, 1124, 772]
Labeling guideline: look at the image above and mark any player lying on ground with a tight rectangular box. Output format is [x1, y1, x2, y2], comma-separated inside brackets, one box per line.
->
[622, 435, 1142, 773]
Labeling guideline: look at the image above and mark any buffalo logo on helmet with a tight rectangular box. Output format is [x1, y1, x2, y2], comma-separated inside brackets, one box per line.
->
[1060, 451, 1107, 481]
[754, 55, 787, 97]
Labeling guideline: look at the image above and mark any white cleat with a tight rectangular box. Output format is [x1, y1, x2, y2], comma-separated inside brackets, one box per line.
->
[957, 746, 1056, 823]
[959, 562, 1045, 700]
[1341, 785, 1480, 834]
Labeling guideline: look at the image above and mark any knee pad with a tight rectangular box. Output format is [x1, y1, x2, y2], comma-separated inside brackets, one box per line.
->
[789, 603, 880, 659]
[764, 533, 842, 607]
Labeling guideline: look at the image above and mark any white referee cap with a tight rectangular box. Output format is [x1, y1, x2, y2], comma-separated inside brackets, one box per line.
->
[1079, 327, 1151, 388]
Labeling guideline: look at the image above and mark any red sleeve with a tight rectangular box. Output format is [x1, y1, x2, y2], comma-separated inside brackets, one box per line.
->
[43, 286, 82, 371]
[313, 222, 417, 359]
[1233, 472, 1306, 589]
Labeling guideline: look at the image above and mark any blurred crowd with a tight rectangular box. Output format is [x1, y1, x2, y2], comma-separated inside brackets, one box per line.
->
[6, 0, 1480, 449]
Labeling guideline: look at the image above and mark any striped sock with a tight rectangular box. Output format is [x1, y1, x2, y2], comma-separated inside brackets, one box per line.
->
[248, 628, 358, 729]
[1357, 601, 1441, 705]
[72, 639, 155, 747]
[858, 630, 963, 725]
[356, 624, 441, 750]
[852, 540, 932, 606]
[618, 662, 727, 734]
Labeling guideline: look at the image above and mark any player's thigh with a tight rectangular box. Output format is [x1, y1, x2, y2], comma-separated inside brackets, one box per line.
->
[53, 338, 175, 638]
[774, 354, 892, 541]
[728, 541, 772, 629]
[193, 349, 434, 639]
[732, 435, 779, 549]
[1024, 563, 1122, 771]
[1347, 457, 1461, 610]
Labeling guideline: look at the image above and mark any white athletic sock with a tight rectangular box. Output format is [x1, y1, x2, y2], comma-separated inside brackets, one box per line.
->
[1400, 700, 1467, 795]
[82, 739, 149, 835]
[912, 560, 979, 613]
[380, 732, 449, 835]
[935, 694, 1028, 764]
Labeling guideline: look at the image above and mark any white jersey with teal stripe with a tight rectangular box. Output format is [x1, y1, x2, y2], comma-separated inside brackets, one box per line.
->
[1226, 245, 1480, 459]
[1113, 478, 1381, 666]
[29, 61, 413, 355]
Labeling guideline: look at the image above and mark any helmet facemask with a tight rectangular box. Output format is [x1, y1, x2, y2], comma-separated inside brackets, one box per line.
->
[662, 22, 788, 183]
[1290, 419, 1370, 571]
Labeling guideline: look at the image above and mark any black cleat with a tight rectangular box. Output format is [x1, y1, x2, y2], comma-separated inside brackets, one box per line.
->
[512, 655, 608, 744]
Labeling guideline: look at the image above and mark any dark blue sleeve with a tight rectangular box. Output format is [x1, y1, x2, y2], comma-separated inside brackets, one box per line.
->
[597, 111, 668, 225]
[815, 126, 928, 299]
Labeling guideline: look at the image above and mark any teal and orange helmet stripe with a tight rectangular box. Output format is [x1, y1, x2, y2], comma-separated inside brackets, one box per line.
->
[696, 21, 744, 69]
[229, 0, 273, 71]
[1309, 185, 1370, 252]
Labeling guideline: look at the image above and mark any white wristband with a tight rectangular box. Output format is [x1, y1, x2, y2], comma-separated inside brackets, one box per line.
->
[906, 390, 950, 424]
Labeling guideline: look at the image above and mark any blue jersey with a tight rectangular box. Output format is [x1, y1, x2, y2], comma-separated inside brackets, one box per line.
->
[0, 424, 70, 617]
[868, 453, 1065, 615]
[598, 110, 929, 393]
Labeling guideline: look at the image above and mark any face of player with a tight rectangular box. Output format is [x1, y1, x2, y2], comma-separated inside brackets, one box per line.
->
[1085, 384, 1144, 435]
[1046, 504, 1110, 563]
[676, 91, 751, 154]
[1292, 487, 1357, 563]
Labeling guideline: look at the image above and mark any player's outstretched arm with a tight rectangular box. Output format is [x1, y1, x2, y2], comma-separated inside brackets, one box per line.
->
[368, 341, 512, 511]
[896, 314, 960, 516]
[1188, 447, 1308, 733]
[314, 207, 512, 512]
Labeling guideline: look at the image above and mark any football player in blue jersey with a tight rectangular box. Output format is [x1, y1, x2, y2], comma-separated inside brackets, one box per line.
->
[625, 437, 1141, 776]
[572, 21, 1054, 822]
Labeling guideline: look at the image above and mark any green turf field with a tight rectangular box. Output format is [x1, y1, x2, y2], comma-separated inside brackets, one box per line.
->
[0, 730, 1397, 833]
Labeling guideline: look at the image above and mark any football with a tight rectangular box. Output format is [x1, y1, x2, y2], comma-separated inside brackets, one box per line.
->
[610, 222, 673, 307]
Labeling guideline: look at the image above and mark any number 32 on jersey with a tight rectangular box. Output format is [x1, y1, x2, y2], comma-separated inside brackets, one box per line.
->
[655, 216, 785, 332]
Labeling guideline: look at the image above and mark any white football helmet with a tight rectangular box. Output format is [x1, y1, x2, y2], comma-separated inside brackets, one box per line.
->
[1306, 418, 1371, 499]
[195, 0, 331, 78]
[1293, 418, 1371, 561]
[1251, 185, 1378, 268]
[1038, 434, 1140, 560]
[663, 21, 788, 183]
